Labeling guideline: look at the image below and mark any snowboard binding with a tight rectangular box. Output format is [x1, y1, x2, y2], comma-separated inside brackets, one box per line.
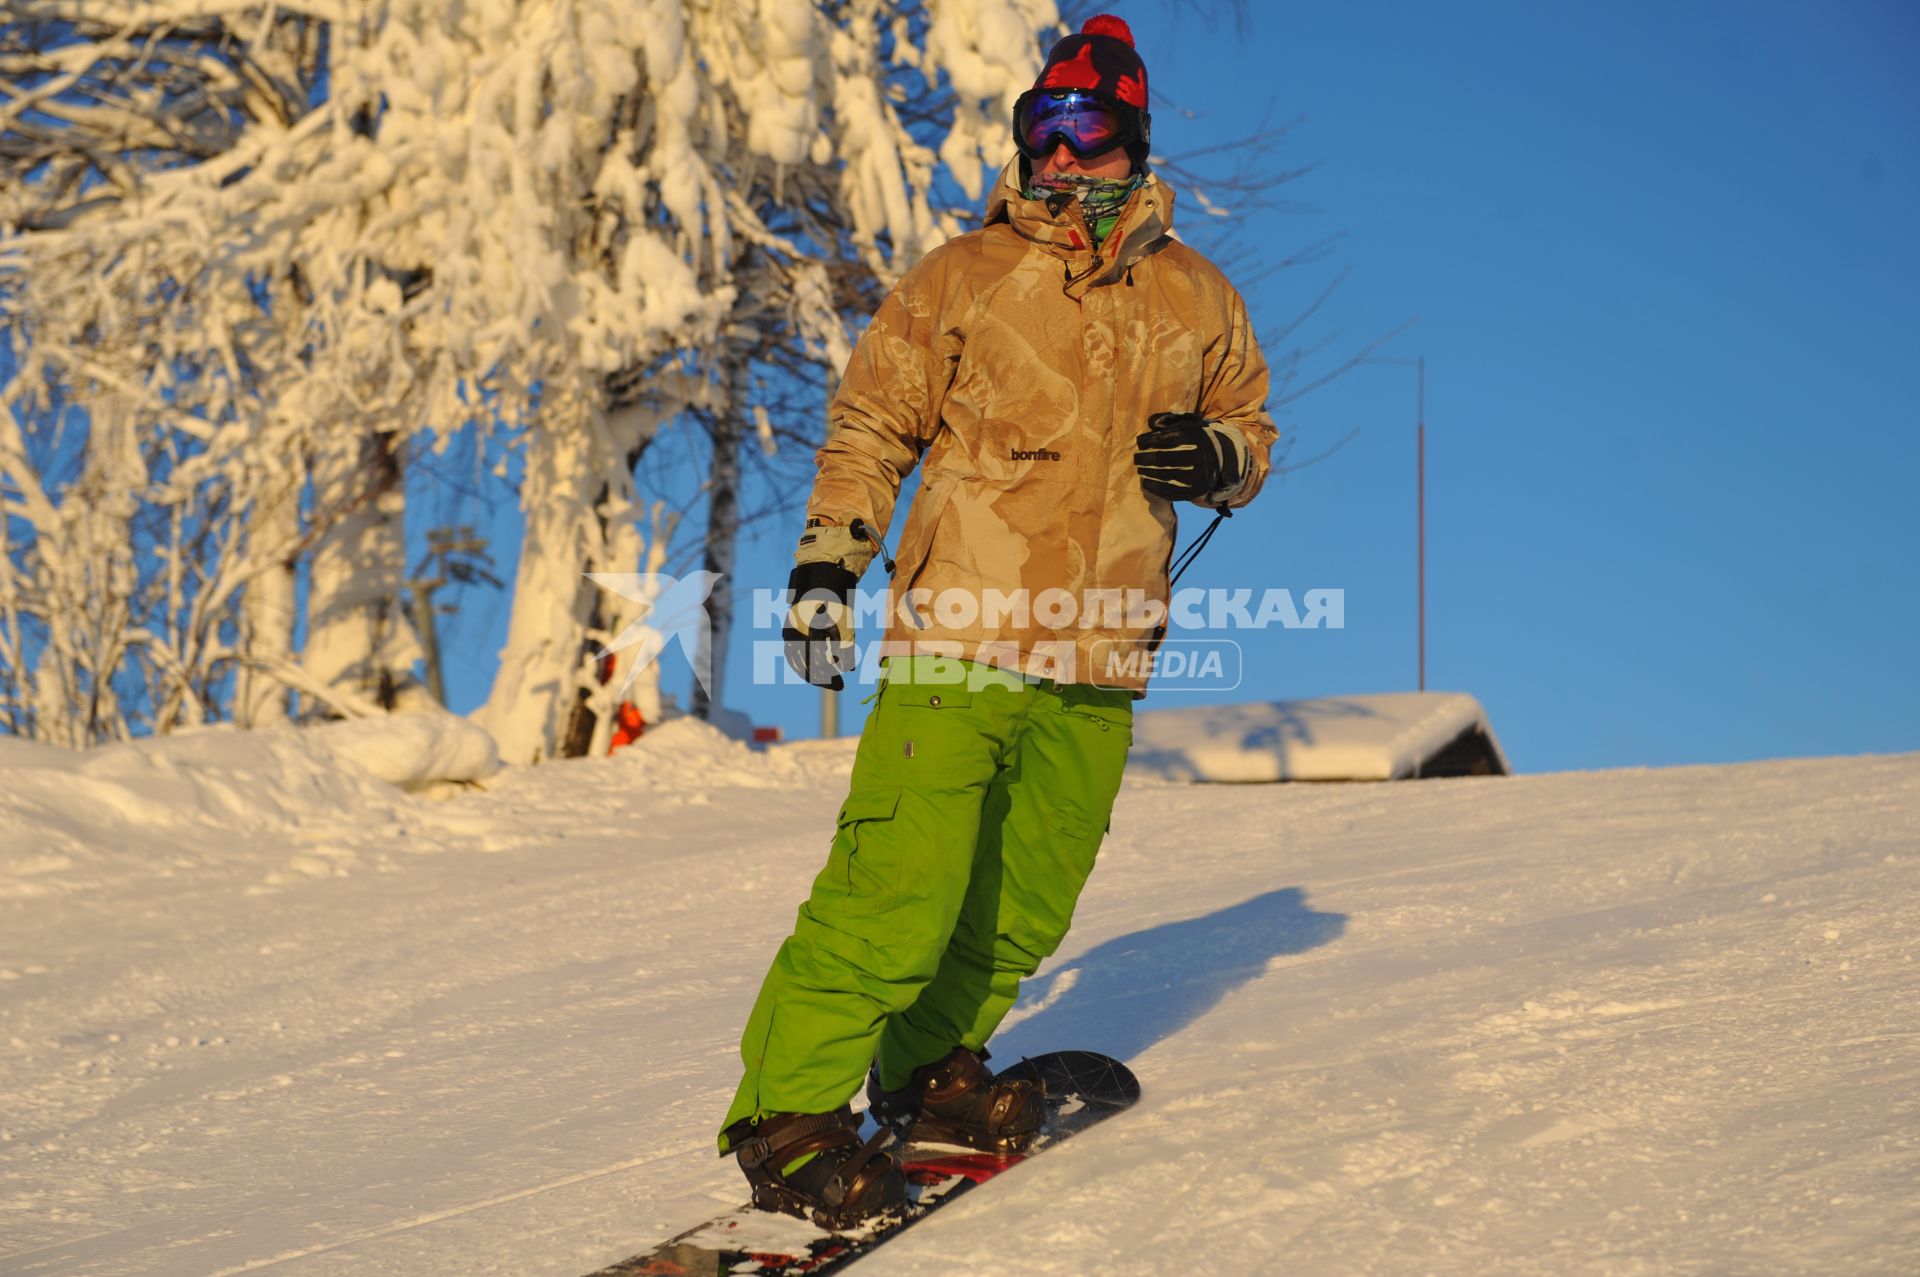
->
[866, 1046, 1045, 1154]
[609, 1053, 1139, 1274]
[724, 1106, 907, 1231]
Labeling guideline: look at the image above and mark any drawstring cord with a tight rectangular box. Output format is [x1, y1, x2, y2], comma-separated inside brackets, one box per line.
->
[850, 518, 896, 576]
[1143, 503, 1235, 657]
[1168, 504, 1232, 586]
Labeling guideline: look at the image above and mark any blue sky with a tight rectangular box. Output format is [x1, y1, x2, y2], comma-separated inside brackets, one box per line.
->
[438, 1, 1918, 774]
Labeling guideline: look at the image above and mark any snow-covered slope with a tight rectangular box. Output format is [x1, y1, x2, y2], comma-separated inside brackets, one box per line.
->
[1, 725, 1915, 1276]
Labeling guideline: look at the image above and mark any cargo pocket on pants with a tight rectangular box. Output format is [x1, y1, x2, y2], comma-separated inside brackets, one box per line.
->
[815, 784, 904, 917]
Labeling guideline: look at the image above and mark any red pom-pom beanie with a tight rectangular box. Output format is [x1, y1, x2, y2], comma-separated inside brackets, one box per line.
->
[1030, 15, 1152, 167]
[1034, 14, 1149, 109]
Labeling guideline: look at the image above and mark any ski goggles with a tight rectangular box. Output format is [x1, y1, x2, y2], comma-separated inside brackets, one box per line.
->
[1012, 89, 1147, 161]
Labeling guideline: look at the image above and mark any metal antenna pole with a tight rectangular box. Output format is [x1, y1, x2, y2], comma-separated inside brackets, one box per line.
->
[1358, 353, 1429, 692]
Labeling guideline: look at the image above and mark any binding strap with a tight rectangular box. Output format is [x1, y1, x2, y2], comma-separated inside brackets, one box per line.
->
[820, 1128, 900, 1210]
[730, 1109, 855, 1170]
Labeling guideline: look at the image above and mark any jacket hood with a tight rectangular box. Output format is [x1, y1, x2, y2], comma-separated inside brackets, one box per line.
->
[982, 157, 1177, 297]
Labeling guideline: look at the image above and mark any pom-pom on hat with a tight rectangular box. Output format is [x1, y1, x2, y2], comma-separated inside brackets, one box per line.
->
[1035, 14, 1148, 108]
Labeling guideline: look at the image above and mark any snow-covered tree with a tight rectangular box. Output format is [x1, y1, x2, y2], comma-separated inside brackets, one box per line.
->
[2, 1, 1060, 757]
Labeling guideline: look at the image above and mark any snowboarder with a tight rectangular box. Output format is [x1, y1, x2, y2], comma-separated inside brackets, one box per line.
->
[717, 14, 1278, 1226]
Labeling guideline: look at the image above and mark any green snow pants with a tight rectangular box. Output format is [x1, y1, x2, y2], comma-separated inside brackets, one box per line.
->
[718, 654, 1133, 1145]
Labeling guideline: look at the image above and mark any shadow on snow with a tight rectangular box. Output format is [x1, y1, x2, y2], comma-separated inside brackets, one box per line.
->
[992, 886, 1347, 1064]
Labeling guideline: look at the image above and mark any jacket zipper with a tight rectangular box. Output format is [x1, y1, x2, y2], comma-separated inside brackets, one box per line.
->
[1064, 184, 1152, 284]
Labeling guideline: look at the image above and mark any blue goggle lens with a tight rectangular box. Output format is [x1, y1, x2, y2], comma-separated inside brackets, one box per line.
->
[1016, 91, 1126, 158]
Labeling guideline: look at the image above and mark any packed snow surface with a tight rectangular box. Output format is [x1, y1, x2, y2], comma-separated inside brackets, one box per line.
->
[1, 720, 1915, 1276]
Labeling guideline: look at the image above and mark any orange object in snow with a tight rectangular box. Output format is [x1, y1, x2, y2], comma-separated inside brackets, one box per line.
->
[610, 703, 646, 752]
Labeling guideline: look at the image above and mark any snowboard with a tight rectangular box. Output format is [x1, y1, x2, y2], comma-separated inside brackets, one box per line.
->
[588, 1050, 1139, 1276]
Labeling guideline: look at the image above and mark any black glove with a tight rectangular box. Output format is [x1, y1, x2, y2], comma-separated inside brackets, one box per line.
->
[1134, 412, 1245, 504]
[783, 561, 858, 690]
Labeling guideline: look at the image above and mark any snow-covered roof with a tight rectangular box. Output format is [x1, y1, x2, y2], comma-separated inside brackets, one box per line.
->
[1129, 692, 1510, 782]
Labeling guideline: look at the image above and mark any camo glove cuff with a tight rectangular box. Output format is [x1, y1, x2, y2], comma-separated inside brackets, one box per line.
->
[794, 519, 877, 577]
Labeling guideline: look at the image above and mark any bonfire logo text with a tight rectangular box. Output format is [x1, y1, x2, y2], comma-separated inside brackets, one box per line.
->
[586, 571, 725, 699]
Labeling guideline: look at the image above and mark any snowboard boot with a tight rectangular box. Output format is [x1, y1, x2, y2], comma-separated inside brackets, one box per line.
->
[866, 1046, 1045, 1154]
[722, 1106, 907, 1230]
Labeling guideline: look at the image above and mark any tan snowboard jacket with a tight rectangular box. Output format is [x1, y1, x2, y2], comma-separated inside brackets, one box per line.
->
[798, 159, 1278, 693]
